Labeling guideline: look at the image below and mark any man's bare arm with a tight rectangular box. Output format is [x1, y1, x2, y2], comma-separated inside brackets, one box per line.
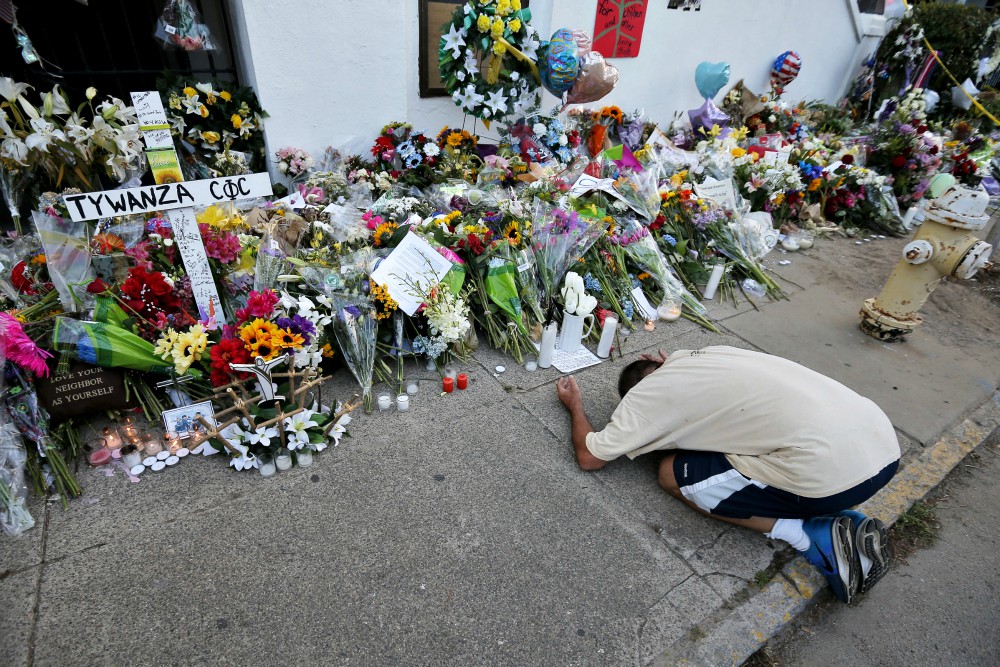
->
[556, 376, 608, 471]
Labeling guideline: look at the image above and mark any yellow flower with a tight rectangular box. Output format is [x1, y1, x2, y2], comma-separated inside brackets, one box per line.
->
[182, 86, 197, 98]
[503, 221, 522, 246]
[477, 14, 491, 32]
[808, 178, 822, 192]
[508, 18, 521, 32]
[206, 93, 217, 105]
[201, 131, 221, 144]
[275, 327, 305, 350]
[497, 0, 512, 15]
[175, 324, 209, 362]
[370, 281, 398, 321]
[240, 319, 278, 348]
[731, 147, 747, 158]
[447, 131, 464, 147]
[707, 124, 722, 138]
[154, 329, 179, 360]
[731, 126, 749, 142]
[198, 105, 209, 118]
[321, 342, 336, 358]
[373, 220, 398, 247]
[493, 41, 507, 55]
[512, 0, 521, 9]
[772, 193, 786, 206]
[168, 94, 182, 111]
[219, 91, 232, 101]
[491, 17, 504, 38]
[231, 114, 243, 129]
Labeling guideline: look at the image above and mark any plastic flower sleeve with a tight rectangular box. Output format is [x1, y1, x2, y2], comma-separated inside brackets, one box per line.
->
[617, 219, 707, 316]
[0, 413, 34, 535]
[253, 231, 288, 293]
[155, 0, 217, 51]
[51, 317, 180, 375]
[328, 296, 377, 413]
[33, 211, 93, 313]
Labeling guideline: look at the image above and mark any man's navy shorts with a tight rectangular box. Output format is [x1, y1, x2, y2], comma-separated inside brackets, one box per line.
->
[672, 451, 899, 519]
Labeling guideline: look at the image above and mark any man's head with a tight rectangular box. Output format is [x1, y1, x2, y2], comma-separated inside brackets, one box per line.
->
[618, 359, 660, 397]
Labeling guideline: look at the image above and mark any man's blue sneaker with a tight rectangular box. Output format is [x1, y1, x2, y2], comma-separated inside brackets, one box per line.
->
[837, 509, 891, 595]
[801, 516, 860, 604]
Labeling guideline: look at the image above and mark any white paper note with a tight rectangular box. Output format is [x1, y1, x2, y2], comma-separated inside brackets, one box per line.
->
[165, 207, 224, 323]
[630, 286, 658, 320]
[551, 344, 602, 373]
[568, 174, 649, 219]
[370, 232, 453, 316]
[694, 177, 738, 211]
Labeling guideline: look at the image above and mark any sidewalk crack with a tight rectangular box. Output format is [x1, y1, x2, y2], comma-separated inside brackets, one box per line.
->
[26, 498, 51, 667]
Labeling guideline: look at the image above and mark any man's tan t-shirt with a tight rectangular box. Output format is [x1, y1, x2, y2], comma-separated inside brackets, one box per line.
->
[585, 346, 899, 498]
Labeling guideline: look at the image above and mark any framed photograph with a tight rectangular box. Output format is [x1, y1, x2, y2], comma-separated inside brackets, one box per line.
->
[162, 400, 217, 439]
[418, 0, 529, 98]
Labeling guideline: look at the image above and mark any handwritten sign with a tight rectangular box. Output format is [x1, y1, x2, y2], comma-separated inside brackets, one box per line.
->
[165, 207, 225, 321]
[694, 177, 738, 212]
[61, 173, 273, 222]
[130, 91, 182, 184]
[370, 232, 454, 316]
[593, 0, 649, 58]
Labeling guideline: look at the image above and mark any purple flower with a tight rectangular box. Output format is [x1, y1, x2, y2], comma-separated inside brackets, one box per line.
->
[899, 124, 916, 135]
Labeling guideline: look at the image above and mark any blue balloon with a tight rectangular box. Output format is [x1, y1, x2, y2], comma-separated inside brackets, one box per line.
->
[541, 28, 580, 95]
[695, 61, 731, 101]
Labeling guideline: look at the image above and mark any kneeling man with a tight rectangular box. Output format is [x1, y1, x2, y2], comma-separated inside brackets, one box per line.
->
[556, 346, 899, 604]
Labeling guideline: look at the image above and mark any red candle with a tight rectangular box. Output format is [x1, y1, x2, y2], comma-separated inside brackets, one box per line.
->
[87, 447, 112, 466]
[442, 377, 454, 393]
[456, 373, 468, 390]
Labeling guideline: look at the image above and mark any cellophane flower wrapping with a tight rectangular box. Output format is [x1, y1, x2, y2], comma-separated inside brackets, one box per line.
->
[155, 0, 217, 51]
[0, 390, 33, 535]
[530, 201, 607, 320]
[616, 218, 707, 315]
[33, 211, 93, 313]
[253, 231, 287, 293]
[329, 295, 378, 413]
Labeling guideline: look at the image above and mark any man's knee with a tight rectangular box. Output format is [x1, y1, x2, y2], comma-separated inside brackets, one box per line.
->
[658, 454, 683, 498]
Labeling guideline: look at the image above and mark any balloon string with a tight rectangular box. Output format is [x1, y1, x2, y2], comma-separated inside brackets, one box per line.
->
[496, 36, 541, 85]
[899, 0, 1000, 126]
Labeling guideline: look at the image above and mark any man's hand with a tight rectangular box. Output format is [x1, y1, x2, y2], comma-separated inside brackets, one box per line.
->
[639, 348, 669, 366]
[557, 375, 583, 411]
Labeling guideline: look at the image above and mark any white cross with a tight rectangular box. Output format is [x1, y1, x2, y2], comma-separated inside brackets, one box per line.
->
[60, 91, 273, 324]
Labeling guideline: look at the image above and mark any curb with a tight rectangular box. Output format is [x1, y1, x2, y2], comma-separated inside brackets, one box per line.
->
[653, 391, 1000, 667]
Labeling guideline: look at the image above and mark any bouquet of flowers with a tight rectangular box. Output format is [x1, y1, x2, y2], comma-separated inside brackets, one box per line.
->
[370, 122, 440, 188]
[867, 88, 941, 208]
[155, 0, 217, 51]
[530, 202, 607, 321]
[275, 146, 314, 181]
[329, 295, 378, 412]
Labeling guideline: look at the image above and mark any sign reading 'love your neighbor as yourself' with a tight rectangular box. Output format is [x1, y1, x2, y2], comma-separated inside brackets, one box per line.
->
[61, 173, 273, 223]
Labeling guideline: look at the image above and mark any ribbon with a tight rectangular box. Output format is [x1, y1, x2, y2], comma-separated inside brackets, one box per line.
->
[495, 36, 541, 85]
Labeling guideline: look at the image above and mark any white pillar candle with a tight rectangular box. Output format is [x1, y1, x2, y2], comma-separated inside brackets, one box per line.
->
[396, 394, 410, 412]
[703, 263, 726, 301]
[538, 322, 558, 369]
[258, 454, 276, 477]
[297, 449, 313, 467]
[596, 315, 618, 359]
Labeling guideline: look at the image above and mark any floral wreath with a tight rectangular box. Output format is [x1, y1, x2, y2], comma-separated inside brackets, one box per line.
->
[438, 0, 542, 124]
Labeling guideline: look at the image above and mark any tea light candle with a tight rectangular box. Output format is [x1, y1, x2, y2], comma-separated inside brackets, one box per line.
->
[165, 455, 180, 466]
[143, 436, 163, 456]
[396, 394, 410, 412]
[442, 377, 454, 393]
[142, 456, 158, 467]
[406, 380, 419, 395]
[102, 426, 123, 450]
[275, 449, 293, 471]
[156, 450, 170, 461]
[150, 461, 166, 473]
[657, 301, 682, 322]
[129, 464, 145, 476]
[175, 448, 190, 458]
[377, 393, 392, 411]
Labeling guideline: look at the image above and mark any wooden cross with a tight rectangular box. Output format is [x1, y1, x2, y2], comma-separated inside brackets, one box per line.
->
[60, 91, 273, 323]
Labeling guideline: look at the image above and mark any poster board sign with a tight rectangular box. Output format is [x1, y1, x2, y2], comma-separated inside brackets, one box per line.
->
[593, 0, 649, 58]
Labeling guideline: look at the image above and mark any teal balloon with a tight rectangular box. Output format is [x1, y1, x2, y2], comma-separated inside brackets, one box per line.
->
[695, 61, 731, 100]
[540, 28, 580, 95]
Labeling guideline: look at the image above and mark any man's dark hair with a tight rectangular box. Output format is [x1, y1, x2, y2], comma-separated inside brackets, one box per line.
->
[618, 359, 660, 397]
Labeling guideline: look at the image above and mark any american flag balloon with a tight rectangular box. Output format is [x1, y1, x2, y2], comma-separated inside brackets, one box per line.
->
[771, 51, 802, 88]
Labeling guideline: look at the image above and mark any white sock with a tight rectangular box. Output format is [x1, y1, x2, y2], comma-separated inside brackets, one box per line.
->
[767, 518, 810, 551]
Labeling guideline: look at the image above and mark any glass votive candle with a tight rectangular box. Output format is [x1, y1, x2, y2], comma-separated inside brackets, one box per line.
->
[797, 231, 814, 249]
[396, 394, 409, 412]
[524, 356, 538, 372]
[143, 433, 163, 456]
[781, 232, 800, 251]
[296, 449, 314, 467]
[121, 444, 142, 468]
[657, 300, 682, 322]
[258, 453, 276, 477]
[444, 364, 459, 381]
[102, 426, 123, 450]
[406, 380, 419, 395]
[85, 438, 111, 466]
[377, 392, 392, 411]
[275, 448, 293, 471]
[166, 433, 182, 454]
[425, 357, 436, 371]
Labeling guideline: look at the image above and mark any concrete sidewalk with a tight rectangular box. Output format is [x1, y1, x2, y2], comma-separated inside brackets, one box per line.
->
[2, 232, 998, 667]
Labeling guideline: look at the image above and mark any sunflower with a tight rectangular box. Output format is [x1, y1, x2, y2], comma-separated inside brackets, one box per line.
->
[503, 221, 522, 246]
[600, 106, 624, 124]
[370, 281, 398, 321]
[275, 327, 305, 350]
[240, 318, 279, 349]
[447, 131, 465, 147]
[373, 220, 398, 248]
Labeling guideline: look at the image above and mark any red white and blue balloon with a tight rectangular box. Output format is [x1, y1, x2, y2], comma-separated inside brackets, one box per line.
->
[771, 51, 802, 89]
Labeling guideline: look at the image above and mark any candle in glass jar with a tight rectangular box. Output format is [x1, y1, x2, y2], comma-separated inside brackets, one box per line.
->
[406, 381, 419, 395]
[87, 443, 111, 466]
[167, 433, 182, 454]
[102, 426, 123, 450]
[456, 373, 468, 390]
[121, 445, 142, 468]
[258, 454, 276, 477]
[275, 449, 293, 471]
[425, 357, 437, 371]
[143, 434, 163, 456]
[396, 394, 409, 412]
[377, 393, 392, 411]
[657, 301, 682, 322]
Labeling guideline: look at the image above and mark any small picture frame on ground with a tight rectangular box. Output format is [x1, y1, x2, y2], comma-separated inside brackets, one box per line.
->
[162, 400, 217, 439]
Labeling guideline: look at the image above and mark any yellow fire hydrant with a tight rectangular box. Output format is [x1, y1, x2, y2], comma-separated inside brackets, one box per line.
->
[860, 174, 993, 341]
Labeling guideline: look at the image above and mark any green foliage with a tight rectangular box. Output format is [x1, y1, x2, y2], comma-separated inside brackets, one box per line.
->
[911, 2, 996, 93]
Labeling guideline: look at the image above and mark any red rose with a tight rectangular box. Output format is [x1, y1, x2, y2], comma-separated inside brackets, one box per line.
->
[86, 278, 109, 294]
[841, 154, 855, 165]
[891, 156, 906, 168]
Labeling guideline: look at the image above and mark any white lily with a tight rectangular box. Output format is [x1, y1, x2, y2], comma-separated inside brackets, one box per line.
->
[0, 77, 31, 103]
[1, 137, 28, 164]
[228, 441, 258, 471]
[283, 409, 319, 451]
[181, 94, 203, 116]
[321, 413, 352, 451]
[247, 424, 279, 448]
[195, 81, 216, 95]
[25, 118, 66, 153]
